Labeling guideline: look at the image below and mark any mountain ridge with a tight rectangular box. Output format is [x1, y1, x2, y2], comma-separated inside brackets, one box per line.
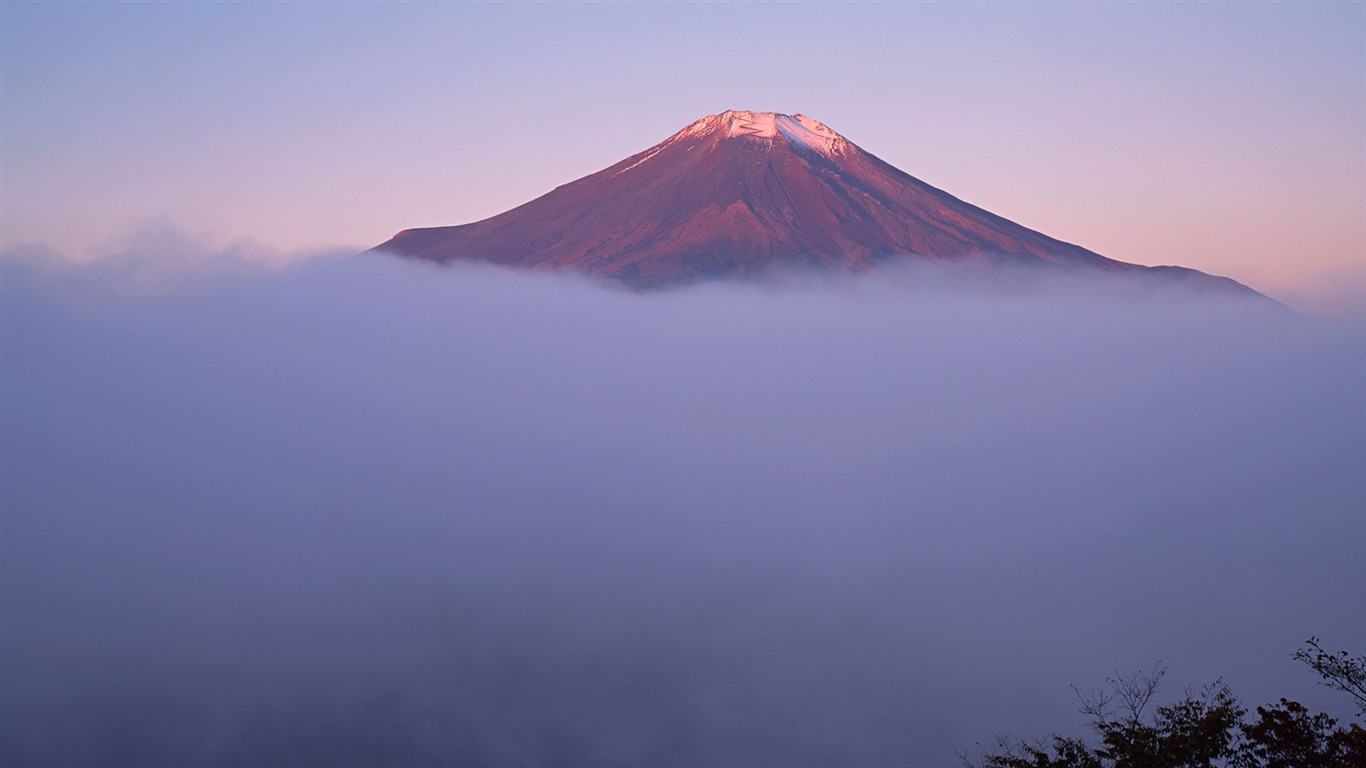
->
[373, 110, 1266, 298]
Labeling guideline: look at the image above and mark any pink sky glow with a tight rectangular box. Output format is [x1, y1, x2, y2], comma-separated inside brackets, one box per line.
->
[1, 2, 1361, 312]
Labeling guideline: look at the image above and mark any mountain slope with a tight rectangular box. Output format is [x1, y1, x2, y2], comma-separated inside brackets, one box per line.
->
[373, 110, 1262, 296]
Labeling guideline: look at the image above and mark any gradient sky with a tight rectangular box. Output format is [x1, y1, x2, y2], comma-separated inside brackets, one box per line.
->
[1, 1, 1363, 309]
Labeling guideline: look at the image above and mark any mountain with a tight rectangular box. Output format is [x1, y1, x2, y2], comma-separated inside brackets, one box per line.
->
[372, 110, 1262, 296]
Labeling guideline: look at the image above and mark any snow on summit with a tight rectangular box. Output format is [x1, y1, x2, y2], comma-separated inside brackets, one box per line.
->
[677, 110, 850, 157]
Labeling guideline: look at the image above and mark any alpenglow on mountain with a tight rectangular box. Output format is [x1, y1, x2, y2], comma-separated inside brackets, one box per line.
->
[373, 110, 1261, 295]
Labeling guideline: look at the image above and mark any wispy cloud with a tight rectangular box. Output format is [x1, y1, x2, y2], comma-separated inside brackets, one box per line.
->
[2, 248, 1362, 767]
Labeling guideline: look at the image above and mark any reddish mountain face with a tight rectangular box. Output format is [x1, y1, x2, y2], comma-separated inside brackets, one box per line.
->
[374, 110, 1260, 295]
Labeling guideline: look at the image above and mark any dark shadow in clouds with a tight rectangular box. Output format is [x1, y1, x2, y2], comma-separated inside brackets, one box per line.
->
[1, 247, 1363, 767]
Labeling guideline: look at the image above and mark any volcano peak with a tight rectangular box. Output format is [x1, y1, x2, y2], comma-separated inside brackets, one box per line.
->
[372, 111, 1265, 299]
[675, 110, 850, 158]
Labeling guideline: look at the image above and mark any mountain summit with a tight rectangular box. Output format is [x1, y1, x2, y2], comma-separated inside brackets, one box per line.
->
[374, 110, 1260, 295]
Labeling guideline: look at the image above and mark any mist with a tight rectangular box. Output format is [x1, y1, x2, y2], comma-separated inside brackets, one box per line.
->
[2, 251, 1362, 767]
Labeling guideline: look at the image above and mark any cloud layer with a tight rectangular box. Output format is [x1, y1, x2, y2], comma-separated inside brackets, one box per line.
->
[2, 253, 1362, 766]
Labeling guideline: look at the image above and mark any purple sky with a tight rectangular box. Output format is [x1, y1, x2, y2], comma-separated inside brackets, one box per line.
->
[1, 1, 1362, 312]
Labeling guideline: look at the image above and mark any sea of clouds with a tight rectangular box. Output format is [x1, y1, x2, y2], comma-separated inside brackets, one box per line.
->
[2, 246, 1362, 767]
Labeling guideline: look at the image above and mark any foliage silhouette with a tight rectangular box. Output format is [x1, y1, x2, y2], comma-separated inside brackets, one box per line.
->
[1295, 638, 1366, 717]
[965, 640, 1365, 768]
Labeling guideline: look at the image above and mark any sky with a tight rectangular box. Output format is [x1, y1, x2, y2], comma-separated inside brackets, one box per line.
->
[1, 1, 1363, 312]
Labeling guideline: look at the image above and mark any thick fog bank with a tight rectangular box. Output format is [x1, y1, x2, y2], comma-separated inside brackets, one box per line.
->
[2, 256, 1362, 767]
